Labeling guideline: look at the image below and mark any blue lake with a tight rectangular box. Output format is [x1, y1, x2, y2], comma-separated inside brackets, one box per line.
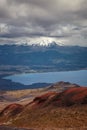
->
[4, 70, 87, 86]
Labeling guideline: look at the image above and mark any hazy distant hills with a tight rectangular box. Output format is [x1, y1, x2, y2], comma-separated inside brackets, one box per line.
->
[0, 43, 87, 73]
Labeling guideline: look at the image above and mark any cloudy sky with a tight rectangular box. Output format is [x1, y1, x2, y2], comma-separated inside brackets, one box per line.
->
[0, 0, 87, 46]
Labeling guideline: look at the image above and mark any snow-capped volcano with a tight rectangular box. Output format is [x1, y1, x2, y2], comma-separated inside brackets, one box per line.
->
[15, 37, 64, 46]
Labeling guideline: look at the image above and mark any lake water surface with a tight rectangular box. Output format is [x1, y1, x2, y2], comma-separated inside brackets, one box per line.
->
[4, 70, 87, 86]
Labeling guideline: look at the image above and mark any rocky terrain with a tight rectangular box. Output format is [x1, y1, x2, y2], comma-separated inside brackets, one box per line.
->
[0, 82, 79, 110]
[0, 82, 87, 130]
[0, 126, 30, 130]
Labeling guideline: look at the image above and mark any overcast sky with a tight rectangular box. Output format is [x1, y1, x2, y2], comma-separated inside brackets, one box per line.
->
[0, 0, 87, 46]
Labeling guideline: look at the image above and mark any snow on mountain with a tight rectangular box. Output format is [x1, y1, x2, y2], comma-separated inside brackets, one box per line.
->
[0, 37, 64, 46]
[12, 37, 64, 46]
[15, 39, 64, 46]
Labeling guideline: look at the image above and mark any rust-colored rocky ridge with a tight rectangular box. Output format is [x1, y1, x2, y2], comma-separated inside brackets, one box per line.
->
[0, 87, 87, 117]
[30, 87, 87, 107]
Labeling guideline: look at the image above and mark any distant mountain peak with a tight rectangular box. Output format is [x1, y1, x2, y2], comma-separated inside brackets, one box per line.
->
[15, 39, 64, 46]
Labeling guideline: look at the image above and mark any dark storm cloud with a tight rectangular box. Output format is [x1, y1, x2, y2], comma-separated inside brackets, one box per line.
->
[0, 32, 46, 38]
[75, 0, 87, 19]
[0, 0, 87, 46]
[0, 8, 9, 18]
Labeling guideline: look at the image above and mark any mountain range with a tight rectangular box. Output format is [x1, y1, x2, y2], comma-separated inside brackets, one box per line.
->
[0, 43, 87, 77]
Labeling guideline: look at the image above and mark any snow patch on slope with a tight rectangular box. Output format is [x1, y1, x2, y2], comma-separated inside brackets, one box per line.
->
[15, 37, 64, 46]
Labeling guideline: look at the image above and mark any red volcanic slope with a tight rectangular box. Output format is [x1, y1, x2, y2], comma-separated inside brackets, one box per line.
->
[33, 92, 57, 105]
[31, 87, 87, 107]
[0, 103, 23, 117]
[0, 87, 87, 118]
